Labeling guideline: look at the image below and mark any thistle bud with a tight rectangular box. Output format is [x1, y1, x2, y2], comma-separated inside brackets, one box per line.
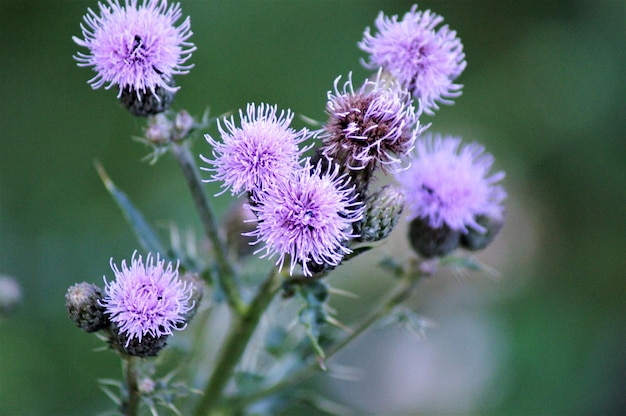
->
[65, 282, 108, 332]
[356, 185, 405, 242]
[138, 377, 156, 395]
[460, 215, 504, 251]
[145, 113, 173, 145]
[408, 216, 460, 258]
[173, 110, 194, 141]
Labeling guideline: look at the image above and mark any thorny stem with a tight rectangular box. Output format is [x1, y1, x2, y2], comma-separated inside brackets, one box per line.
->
[194, 267, 282, 416]
[222, 276, 421, 413]
[122, 356, 140, 416]
[169, 141, 246, 316]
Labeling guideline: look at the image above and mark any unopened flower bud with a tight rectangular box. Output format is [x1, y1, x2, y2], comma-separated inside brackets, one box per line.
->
[65, 282, 108, 332]
[356, 185, 405, 242]
[138, 377, 156, 395]
[119, 79, 176, 117]
[460, 215, 504, 251]
[145, 113, 173, 144]
[0, 275, 22, 316]
[408, 217, 460, 258]
[418, 258, 439, 276]
[173, 110, 194, 141]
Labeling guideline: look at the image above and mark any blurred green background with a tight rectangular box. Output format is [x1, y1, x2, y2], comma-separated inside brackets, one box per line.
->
[1, 0, 625, 415]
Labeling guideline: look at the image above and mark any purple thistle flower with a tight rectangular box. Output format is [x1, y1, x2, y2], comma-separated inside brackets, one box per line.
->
[396, 135, 506, 234]
[247, 160, 363, 277]
[323, 71, 423, 173]
[201, 103, 312, 195]
[73, 0, 195, 97]
[101, 252, 193, 347]
[359, 5, 466, 115]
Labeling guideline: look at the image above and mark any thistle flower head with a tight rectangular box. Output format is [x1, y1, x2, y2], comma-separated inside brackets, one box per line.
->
[101, 252, 193, 347]
[247, 160, 363, 276]
[73, 0, 195, 97]
[201, 103, 312, 195]
[359, 5, 466, 115]
[396, 135, 506, 234]
[323, 71, 421, 174]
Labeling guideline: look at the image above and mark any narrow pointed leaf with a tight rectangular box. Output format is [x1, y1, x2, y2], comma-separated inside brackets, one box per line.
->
[95, 161, 168, 257]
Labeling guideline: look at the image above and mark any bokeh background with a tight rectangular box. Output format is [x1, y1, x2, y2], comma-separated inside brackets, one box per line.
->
[1, 0, 625, 415]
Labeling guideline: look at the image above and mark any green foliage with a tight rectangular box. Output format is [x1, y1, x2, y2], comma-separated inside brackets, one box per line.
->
[95, 161, 169, 261]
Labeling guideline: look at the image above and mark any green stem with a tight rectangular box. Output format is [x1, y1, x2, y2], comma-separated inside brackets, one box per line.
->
[169, 141, 245, 316]
[224, 277, 420, 412]
[194, 267, 282, 416]
[328, 279, 418, 353]
[123, 356, 140, 416]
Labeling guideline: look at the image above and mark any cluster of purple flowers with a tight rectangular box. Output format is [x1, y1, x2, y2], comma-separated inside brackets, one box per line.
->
[197, 3, 505, 273]
[202, 103, 364, 277]
[355, 5, 505, 257]
[71, 1, 507, 338]
[64, 5, 512, 416]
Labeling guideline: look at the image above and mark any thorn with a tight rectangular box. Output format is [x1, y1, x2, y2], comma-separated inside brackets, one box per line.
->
[317, 355, 327, 371]
[93, 159, 113, 190]
[327, 286, 359, 299]
[326, 315, 354, 335]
